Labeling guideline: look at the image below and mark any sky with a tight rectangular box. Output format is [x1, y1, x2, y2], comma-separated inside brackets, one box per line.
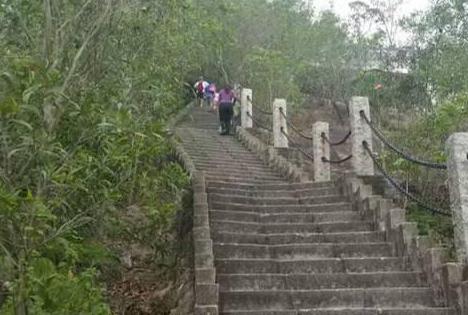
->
[311, 0, 432, 19]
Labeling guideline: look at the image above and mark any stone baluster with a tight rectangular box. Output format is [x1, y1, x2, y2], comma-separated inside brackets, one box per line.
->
[349, 96, 374, 176]
[312, 121, 330, 182]
[446, 133, 468, 263]
[273, 98, 288, 148]
[240, 88, 253, 128]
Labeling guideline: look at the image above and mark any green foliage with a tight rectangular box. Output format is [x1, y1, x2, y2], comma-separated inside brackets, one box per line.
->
[192, 0, 352, 107]
[1, 259, 110, 315]
[0, 1, 198, 313]
[404, 0, 468, 100]
[407, 204, 455, 257]
[352, 70, 431, 112]
[430, 93, 468, 139]
[377, 91, 468, 252]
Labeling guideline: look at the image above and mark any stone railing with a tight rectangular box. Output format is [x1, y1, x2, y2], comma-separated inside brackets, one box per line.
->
[345, 98, 468, 314]
[169, 103, 219, 314]
[192, 171, 219, 315]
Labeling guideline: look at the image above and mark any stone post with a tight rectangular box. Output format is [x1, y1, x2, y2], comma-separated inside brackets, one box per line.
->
[312, 122, 330, 182]
[349, 96, 374, 176]
[240, 88, 253, 128]
[446, 133, 468, 263]
[273, 98, 288, 148]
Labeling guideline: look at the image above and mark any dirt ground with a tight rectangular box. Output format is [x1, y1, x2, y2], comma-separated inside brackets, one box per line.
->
[105, 204, 194, 315]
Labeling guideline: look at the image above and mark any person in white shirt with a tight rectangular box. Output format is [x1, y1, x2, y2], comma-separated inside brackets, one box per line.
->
[194, 76, 209, 107]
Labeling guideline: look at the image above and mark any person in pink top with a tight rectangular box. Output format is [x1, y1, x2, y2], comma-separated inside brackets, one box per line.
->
[217, 85, 237, 135]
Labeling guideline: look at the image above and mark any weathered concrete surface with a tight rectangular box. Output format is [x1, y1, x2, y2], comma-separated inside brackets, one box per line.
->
[237, 127, 305, 182]
[313, 121, 330, 182]
[349, 96, 374, 176]
[446, 133, 468, 263]
[191, 170, 219, 314]
[273, 98, 288, 148]
[240, 88, 253, 128]
[173, 107, 456, 315]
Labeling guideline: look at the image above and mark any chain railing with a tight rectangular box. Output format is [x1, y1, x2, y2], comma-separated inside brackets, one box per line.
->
[321, 131, 352, 146]
[247, 111, 272, 132]
[360, 110, 447, 170]
[322, 154, 353, 164]
[246, 95, 273, 116]
[280, 127, 314, 161]
[279, 107, 314, 141]
[362, 141, 451, 216]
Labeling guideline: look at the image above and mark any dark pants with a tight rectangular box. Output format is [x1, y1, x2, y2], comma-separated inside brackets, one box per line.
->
[219, 102, 233, 134]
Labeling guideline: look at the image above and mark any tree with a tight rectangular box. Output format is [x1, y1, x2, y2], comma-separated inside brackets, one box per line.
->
[404, 0, 468, 100]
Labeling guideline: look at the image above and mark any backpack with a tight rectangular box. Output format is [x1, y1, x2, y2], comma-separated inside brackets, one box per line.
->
[205, 83, 215, 94]
[197, 81, 204, 93]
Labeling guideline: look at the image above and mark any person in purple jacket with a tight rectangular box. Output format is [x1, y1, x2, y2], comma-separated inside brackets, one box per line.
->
[217, 85, 237, 135]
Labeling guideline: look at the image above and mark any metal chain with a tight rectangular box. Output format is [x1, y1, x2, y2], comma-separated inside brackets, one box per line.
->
[246, 96, 273, 116]
[279, 107, 314, 141]
[247, 111, 273, 132]
[360, 111, 447, 170]
[280, 127, 314, 161]
[321, 131, 352, 146]
[322, 154, 353, 164]
[363, 141, 451, 216]
[255, 107, 274, 116]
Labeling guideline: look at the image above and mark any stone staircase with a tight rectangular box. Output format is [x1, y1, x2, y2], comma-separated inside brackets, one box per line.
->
[177, 107, 455, 314]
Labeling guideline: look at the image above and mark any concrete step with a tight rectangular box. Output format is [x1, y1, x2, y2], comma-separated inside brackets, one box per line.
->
[209, 210, 360, 224]
[221, 308, 456, 315]
[217, 272, 425, 290]
[181, 121, 220, 125]
[213, 243, 394, 259]
[212, 231, 385, 245]
[181, 127, 219, 131]
[211, 220, 372, 234]
[202, 167, 280, 175]
[187, 151, 262, 158]
[215, 257, 411, 274]
[201, 170, 281, 179]
[206, 181, 334, 191]
[204, 173, 282, 181]
[182, 145, 255, 153]
[182, 148, 259, 158]
[209, 194, 347, 206]
[189, 155, 265, 164]
[194, 164, 270, 172]
[207, 187, 339, 198]
[199, 169, 280, 179]
[209, 202, 352, 214]
[182, 138, 243, 143]
[194, 162, 273, 173]
[190, 155, 266, 171]
[204, 173, 282, 180]
[185, 151, 259, 160]
[176, 113, 445, 314]
[190, 157, 268, 165]
[206, 178, 286, 185]
[219, 288, 436, 310]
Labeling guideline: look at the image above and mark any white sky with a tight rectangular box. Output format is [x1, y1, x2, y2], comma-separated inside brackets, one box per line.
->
[311, 0, 432, 18]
